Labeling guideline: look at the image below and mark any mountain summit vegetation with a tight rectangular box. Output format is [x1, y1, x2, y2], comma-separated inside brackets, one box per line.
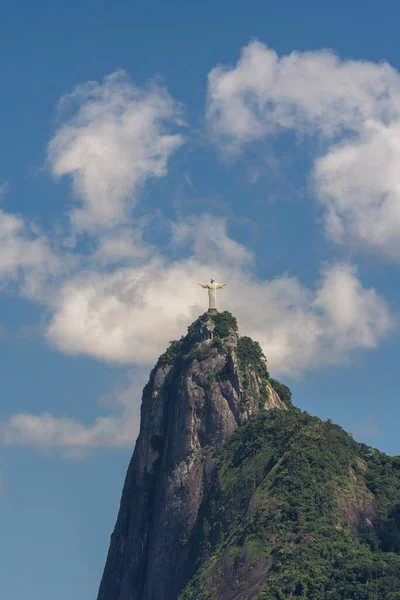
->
[98, 312, 400, 600]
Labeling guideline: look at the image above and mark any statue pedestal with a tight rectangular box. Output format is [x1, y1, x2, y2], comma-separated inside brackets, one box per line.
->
[207, 308, 218, 313]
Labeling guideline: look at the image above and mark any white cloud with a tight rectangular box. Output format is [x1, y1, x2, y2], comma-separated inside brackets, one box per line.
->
[315, 121, 400, 259]
[207, 41, 400, 147]
[0, 208, 58, 286]
[92, 227, 151, 265]
[171, 214, 254, 269]
[46, 257, 207, 364]
[0, 373, 144, 458]
[47, 69, 184, 232]
[224, 264, 391, 376]
[206, 41, 400, 259]
[45, 217, 392, 376]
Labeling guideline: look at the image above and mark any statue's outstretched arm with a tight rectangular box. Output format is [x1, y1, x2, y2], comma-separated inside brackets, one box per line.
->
[216, 283, 227, 288]
[198, 284, 208, 288]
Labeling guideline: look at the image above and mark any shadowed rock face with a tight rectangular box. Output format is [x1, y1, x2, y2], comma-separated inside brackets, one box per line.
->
[97, 314, 286, 600]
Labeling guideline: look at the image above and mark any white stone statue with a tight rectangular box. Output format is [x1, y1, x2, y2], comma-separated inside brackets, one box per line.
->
[199, 279, 227, 311]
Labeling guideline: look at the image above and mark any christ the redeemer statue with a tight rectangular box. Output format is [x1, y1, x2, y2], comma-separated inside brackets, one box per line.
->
[199, 279, 227, 312]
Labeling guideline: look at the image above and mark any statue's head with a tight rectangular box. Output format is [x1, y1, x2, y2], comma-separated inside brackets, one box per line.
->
[210, 278, 215, 283]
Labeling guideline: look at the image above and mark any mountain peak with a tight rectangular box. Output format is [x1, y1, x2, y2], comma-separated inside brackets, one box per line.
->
[97, 312, 400, 599]
[97, 312, 288, 600]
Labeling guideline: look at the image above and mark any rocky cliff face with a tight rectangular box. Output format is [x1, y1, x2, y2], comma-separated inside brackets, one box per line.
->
[97, 312, 287, 600]
[97, 312, 400, 599]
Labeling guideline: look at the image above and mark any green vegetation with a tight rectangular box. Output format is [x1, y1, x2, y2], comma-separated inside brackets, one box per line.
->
[211, 311, 238, 338]
[270, 378, 293, 406]
[237, 337, 269, 376]
[237, 336, 269, 394]
[154, 311, 237, 370]
[157, 339, 182, 366]
[180, 409, 400, 600]
[211, 337, 224, 352]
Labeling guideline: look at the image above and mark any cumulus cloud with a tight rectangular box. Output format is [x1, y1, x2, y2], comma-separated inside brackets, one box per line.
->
[0, 373, 144, 457]
[47, 69, 184, 232]
[46, 258, 199, 364]
[171, 214, 254, 269]
[206, 40, 400, 259]
[315, 121, 400, 259]
[0, 207, 58, 287]
[207, 40, 400, 146]
[45, 217, 392, 376]
[241, 263, 391, 375]
[92, 227, 151, 265]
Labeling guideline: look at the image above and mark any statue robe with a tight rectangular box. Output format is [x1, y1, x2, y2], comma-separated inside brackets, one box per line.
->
[199, 282, 225, 309]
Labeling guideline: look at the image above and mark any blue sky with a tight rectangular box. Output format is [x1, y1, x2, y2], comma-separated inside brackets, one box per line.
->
[1, 1, 400, 598]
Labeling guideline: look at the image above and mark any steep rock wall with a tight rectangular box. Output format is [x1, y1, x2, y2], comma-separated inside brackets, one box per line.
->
[97, 314, 286, 600]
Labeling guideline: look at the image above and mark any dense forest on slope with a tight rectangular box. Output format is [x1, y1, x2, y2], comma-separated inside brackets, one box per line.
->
[180, 408, 400, 600]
